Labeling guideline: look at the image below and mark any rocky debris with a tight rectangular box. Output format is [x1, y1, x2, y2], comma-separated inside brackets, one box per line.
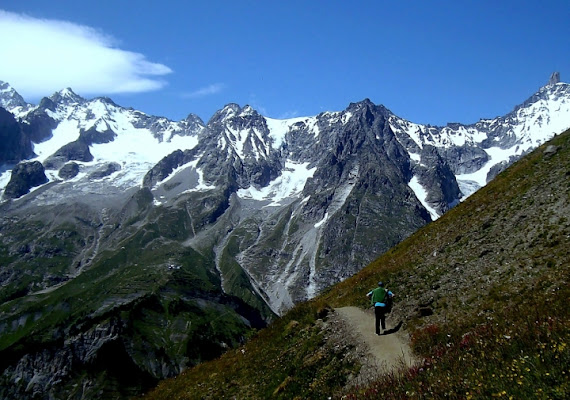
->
[58, 162, 80, 180]
[3, 161, 48, 199]
[88, 162, 121, 180]
[543, 144, 559, 157]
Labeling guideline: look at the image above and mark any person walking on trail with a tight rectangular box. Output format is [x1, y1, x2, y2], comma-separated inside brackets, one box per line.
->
[367, 282, 393, 335]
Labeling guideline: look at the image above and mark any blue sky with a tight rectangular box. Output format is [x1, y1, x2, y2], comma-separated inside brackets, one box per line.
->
[1, 1, 568, 126]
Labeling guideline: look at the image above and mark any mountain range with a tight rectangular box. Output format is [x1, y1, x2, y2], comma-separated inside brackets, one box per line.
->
[145, 126, 570, 400]
[0, 74, 569, 398]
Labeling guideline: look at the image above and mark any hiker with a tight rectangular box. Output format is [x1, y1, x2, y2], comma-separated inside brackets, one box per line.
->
[366, 281, 393, 335]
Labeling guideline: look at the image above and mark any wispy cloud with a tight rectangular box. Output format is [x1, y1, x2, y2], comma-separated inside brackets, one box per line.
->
[182, 83, 225, 99]
[0, 10, 172, 100]
[248, 93, 267, 115]
[278, 110, 299, 119]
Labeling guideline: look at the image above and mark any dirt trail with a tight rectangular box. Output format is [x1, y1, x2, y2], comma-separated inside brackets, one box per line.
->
[334, 306, 417, 383]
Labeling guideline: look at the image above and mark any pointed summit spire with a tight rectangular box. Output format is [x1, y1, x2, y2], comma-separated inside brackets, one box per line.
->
[0, 80, 29, 111]
[548, 71, 560, 86]
[49, 87, 85, 105]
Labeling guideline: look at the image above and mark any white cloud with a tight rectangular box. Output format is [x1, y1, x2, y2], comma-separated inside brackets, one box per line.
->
[0, 10, 172, 100]
[182, 83, 225, 98]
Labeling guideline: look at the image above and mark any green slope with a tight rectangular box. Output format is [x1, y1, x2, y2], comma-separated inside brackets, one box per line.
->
[144, 128, 570, 399]
[0, 189, 274, 399]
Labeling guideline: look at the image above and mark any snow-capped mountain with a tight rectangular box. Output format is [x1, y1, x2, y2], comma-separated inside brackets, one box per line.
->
[1, 76, 569, 311]
[0, 86, 204, 197]
[1, 74, 569, 399]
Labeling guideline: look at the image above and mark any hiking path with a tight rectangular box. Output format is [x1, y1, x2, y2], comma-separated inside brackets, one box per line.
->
[333, 306, 417, 385]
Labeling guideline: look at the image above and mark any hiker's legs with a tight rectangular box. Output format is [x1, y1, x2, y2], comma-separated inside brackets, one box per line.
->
[380, 310, 386, 330]
[374, 306, 382, 334]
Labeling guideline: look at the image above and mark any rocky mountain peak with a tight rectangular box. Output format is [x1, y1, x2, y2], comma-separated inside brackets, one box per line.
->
[0, 80, 29, 111]
[207, 103, 264, 129]
[184, 112, 206, 129]
[239, 105, 256, 117]
[94, 96, 118, 107]
[347, 98, 374, 111]
[347, 98, 391, 116]
[548, 71, 561, 86]
[184, 112, 204, 124]
[207, 103, 241, 125]
[49, 87, 85, 105]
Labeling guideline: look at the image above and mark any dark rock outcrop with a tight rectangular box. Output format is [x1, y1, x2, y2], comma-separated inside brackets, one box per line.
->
[88, 162, 121, 179]
[3, 161, 48, 199]
[58, 162, 80, 180]
[143, 149, 197, 188]
[0, 107, 34, 164]
[43, 140, 93, 170]
[22, 111, 58, 145]
[79, 125, 117, 145]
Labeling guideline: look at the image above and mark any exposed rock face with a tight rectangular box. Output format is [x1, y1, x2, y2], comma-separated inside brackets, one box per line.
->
[0, 81, 29, 111]
[549, 71, 561, 86]
[44, 140, 94, 170]
[0, 107, 33, 164]
[80, 125, 117, 145]
[205, 104, 282, 188]
[435, 145, 489, 175]
[22, 105, 58, 144]
[3, 161, 48, 199]
[143, 149, 197, 188]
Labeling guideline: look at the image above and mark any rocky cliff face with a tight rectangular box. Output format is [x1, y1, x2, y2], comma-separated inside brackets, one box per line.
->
[3, 161, 48, 199]
[0, 76, 569, 398]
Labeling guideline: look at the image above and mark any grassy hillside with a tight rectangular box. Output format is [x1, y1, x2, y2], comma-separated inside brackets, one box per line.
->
[144, 128, 570, 399]
[0, 193, 273, 398]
